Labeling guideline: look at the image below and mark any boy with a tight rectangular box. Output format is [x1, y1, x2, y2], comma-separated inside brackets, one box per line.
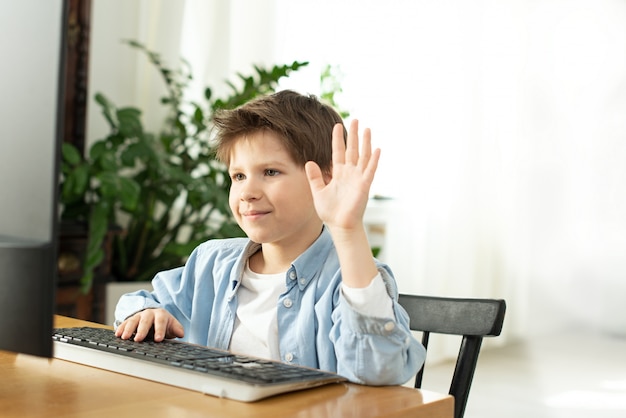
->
[114, 90, 425, 385]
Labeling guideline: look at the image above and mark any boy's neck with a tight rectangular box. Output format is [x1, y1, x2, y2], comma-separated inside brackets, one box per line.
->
[248, 249, 290, 274]
[249, 227, 323, 275]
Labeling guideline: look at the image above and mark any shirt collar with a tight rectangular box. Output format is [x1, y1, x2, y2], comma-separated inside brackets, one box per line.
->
[290, 226, 333, 290]
[227, 226, 333, 297]
[228, 240, 261, 298]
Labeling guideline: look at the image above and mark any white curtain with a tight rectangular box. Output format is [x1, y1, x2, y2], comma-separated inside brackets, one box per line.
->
[89, 0, 626, 361]
[266, 0, 626, 345]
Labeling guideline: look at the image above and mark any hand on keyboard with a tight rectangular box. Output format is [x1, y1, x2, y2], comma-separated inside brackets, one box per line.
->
[53, 327, 347, 401]
[115, 308, 185, 342]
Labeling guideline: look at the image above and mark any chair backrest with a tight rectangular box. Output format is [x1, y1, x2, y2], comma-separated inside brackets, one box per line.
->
[398, 294, 506, 418]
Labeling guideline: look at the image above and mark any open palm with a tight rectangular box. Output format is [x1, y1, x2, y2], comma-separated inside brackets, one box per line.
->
[305, 119, 380, 231]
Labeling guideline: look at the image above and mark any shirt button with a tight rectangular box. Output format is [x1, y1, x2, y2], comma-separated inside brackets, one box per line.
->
[299, 278, 307, 286]
[283, 298, 293, 308]
[384, 321, 396, 332]
[285, 352, 294, 362]
[289, 271, 297, 280]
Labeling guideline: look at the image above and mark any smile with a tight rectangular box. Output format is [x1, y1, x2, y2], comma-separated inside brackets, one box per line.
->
[242, 210, 270, 219]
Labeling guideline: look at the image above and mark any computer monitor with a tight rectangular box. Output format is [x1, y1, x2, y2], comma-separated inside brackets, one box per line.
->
[0, 0, 67, 357]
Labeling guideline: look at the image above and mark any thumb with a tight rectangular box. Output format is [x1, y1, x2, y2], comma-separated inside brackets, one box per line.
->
[305, 161, 326, 193]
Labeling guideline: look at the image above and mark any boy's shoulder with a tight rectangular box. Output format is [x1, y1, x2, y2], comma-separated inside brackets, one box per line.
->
[192, 237, 253, 263]
[197, 236, 250, 252]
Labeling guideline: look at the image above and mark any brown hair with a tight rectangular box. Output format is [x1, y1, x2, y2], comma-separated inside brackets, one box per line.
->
[212, 90, 345, 176]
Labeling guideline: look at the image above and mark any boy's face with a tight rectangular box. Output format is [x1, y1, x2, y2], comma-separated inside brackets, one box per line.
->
[227, 130, 323, 249]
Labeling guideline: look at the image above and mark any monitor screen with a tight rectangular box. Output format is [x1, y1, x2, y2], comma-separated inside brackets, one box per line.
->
[0, 0, 67, 357]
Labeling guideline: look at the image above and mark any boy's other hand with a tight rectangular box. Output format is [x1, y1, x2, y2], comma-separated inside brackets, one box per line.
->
[115, 308, 184, 342]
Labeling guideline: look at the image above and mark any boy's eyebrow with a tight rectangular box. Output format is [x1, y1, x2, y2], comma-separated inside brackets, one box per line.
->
[229, 159, 295, 171]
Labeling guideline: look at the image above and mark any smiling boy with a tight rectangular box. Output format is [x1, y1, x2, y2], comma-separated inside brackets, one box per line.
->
[114, 90, 425, 385]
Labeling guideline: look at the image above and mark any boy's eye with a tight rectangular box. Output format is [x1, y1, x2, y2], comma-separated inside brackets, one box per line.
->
[265, 169, 280, 177]
[231, 173, 245, 181]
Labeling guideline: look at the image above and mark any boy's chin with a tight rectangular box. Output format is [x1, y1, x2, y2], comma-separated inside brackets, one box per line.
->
[240, 229, 270, 244]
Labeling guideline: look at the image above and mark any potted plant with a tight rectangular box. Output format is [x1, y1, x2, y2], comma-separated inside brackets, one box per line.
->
[59, 41, 310, 294]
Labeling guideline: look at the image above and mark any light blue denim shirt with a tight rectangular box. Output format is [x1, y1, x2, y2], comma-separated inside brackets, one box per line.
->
[114, 227, 425, 385]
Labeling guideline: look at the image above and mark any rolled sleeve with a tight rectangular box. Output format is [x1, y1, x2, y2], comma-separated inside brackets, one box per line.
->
[330, 289, 425, 386]
[340, 273, 394, 318]
[113, 290, 162, 328]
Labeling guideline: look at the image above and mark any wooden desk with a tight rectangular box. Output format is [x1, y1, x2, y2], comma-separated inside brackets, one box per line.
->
[0, 316, 453, 418]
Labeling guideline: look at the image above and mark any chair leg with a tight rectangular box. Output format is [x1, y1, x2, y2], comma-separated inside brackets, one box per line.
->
[414, 331, 430, 388]
[450, 336, 483, 418]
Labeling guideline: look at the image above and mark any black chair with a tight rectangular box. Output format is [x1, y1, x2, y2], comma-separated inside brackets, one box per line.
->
[398, 294, 506, 418]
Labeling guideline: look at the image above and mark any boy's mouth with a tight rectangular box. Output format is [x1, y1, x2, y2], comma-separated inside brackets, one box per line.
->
[242, 210, 270, 219]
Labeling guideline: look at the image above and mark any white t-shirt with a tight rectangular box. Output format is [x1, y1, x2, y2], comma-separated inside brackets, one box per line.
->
[229, 264, 285, 360]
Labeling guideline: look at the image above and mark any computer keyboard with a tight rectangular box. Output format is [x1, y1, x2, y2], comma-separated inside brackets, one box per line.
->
[52, 327, 346, 402]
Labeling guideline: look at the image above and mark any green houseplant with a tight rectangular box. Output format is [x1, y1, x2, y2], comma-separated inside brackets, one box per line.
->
[60, 41, 309, 292]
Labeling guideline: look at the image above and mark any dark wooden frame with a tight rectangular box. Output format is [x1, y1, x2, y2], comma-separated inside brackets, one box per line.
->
[56, 0, 98, 321]
[62, 0, 92, 153]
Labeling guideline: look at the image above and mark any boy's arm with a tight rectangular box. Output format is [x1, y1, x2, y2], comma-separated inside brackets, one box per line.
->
[328, 224, 379, 288]
[341, 272, 393, 318]
[305, 119, 381, 288]
[113, 256, 197, 341]
[331, 266, 426, 385]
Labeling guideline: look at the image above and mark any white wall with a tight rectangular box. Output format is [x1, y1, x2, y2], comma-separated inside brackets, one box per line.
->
[0, 0, 64, 242]
[85, 0, 626, 339]
[87, 0, 187, 145]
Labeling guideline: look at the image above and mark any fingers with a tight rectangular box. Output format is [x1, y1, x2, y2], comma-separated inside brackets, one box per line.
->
[135, 313, 155, 341]
[343, 120, 358, 164]
[338, 119, 379, 174]
[115, 308, 184, 342]
[115, 315, 139, 340]
[157, 315, 184, 341]
[332, 123, 346, 166]
[364, 147, 381, 184]
[166, 319, 185, 340]
[358, 127, 373, 171]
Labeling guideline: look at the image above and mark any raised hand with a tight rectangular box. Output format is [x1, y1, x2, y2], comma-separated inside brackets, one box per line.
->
[305, 119, 380, 232]
[305, 119, 381, 288]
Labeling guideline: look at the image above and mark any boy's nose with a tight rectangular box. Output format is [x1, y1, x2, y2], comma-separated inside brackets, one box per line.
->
[240, 190, 259, 201]
[239, 180, 261, 201]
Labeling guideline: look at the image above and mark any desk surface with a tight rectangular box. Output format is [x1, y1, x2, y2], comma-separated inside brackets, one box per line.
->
[0, 316, 453, 418]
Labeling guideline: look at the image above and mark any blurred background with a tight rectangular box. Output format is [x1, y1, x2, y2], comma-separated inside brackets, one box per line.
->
[88, 0, 626, 337]
[82, 1, 626, 416]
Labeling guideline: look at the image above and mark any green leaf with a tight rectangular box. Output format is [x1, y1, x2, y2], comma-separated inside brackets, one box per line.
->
[88, 202, 111, 243]
[62, 143, 82, 165]
[97, 150, 118, 171]
[95, 93, 117, 128]
[117, 107, 143, 137]
[125, 39, 143, 49]
[193, 105, 204, 125]
[97, 171, 121, 198]
[218, 221, 245, 239]
[78, 200, 111, 292]
[121, 142, 144, 166]
[162, 241, 200, 258]
[84, 248, 104, 275]
[89, 140, 108, 161]
[61, 164, 89, 202]
[79, 270, 95, 293]
[118, 177, 141, 211]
